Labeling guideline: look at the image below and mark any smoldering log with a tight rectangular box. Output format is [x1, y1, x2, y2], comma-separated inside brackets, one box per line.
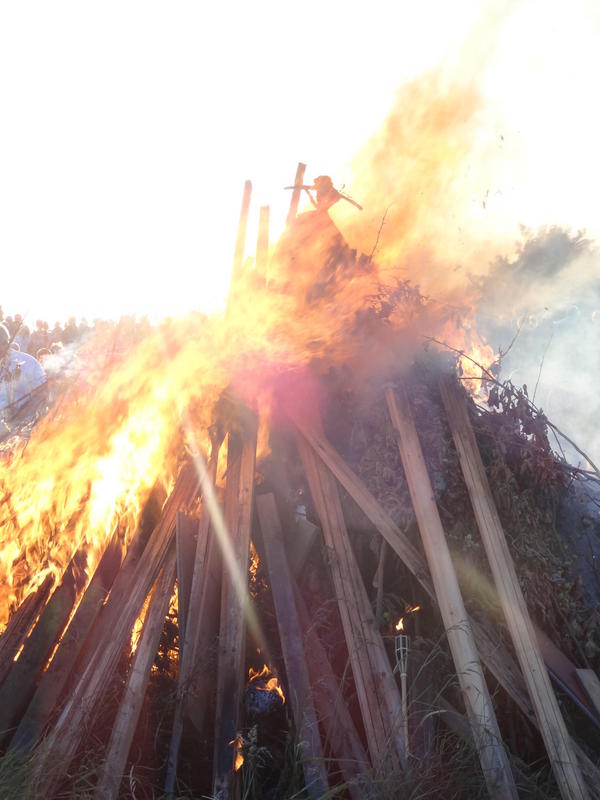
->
[9, 535, 123, 756]
[0, 548, 88, 741]
[0, 575, 53, 688]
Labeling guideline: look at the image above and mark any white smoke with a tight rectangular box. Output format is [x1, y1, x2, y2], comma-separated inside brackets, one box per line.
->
[476, 226, 600, 468]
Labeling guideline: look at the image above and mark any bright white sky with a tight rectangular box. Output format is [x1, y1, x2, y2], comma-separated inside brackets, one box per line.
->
[1, 0, 599, 324]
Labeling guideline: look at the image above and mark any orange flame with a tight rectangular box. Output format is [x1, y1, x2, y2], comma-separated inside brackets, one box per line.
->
[230, 734, 244, 772]
[395, 603, 421, 632]
[1, 66, 503, 634]
[248, 664, 285, 705]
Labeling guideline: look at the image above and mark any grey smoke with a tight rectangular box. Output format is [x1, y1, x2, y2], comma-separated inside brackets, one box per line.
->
[475, 226, 600, 468]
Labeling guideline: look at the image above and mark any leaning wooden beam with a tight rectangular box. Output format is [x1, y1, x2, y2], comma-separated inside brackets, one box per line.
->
[385, 385, 517, 799]
[292, 579, 372, 800]
[94, 546, 177, 800]
[212, 423, 258, 800]
[296, 432, 406, 775]
[164, 433, 223, 797]
[0, 548, 88, 741]
[257, 493, 329, 799]
[175, 512, 197, 647]
[290, 413, 600, 794]
[9, 536, 123, 756]
[286, 162, 306, 226]
[439, 375, 590, 800]
[0, 575, 53, 688]
[32, 463, 200, 797]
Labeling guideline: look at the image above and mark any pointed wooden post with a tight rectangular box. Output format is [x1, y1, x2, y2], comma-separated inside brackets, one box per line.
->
[286, 162, 306, 226]
[212, 420, 258, 800]
[255, 205, 270, 279]
[230, 180, 252, 291]
[94, 547, 177, 800]
[257, 493, 329, 799]
[439, 375, 590, 800]
[385, 385, 517, 799]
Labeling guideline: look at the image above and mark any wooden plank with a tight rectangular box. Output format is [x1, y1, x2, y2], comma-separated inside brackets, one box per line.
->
[385, 385, 517, 800]
[212, 423, 257, 800]
[231, 179, 252, 288]
[255, 205, 270, 278]
[164, 433, 223, 797]
[296, 432, 406, 775]
[0, 548, 88, 741]
[31, 464, 200, 797]
[439, 375, 590, 800]
[9, 536, 123, 756]
[175, 512, 197, 647]
[291, 413, 600, 796]
[576, 670, 600, 719]
[0, 576, 53, 688]
[292, 576, 372, 800]
[257, 493, 329, 799]
[286, 162, 306, 226]
[94, 546, 177, 800]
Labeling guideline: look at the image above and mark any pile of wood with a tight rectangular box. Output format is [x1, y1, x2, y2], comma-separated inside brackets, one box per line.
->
[0, 166, 598, 799]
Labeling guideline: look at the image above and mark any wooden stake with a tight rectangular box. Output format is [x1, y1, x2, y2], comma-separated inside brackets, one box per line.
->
[257, 493, 329, 799]
[175, 512, 197, 647]
[385, 385, 517, 799]
[255, 205, 269, 279]
[212, 423, 257, 800]
[0, 549, 88, 741]
[286, 162, 306, 226]
[292, 581, 373, 800]
[290, 413, 600, 795]
[9, 536, 123, 756]
[94, 546, 177, 800]
[231, 180, 252, 290]
[296, 432, 406, 775]
[164, 434, 223, 797]
[32, 464, 200, 797]
[439, 375, 590, 800]
[0, 576, 53, 688]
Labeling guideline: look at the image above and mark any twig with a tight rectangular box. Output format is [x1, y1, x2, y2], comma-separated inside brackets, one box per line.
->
[532, 330, 554, 405]
[368, 207, 390, 262]
[499, 320, 523, 362]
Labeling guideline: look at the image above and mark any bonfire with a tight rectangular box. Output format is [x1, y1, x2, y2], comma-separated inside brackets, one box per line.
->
[0, 167, 598, 800]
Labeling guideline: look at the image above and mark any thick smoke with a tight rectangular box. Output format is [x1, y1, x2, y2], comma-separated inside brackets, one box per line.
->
[475, 226, 600, 468]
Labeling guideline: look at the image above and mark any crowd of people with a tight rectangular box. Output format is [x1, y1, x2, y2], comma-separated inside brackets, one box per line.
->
[0, 308, 151, 433]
